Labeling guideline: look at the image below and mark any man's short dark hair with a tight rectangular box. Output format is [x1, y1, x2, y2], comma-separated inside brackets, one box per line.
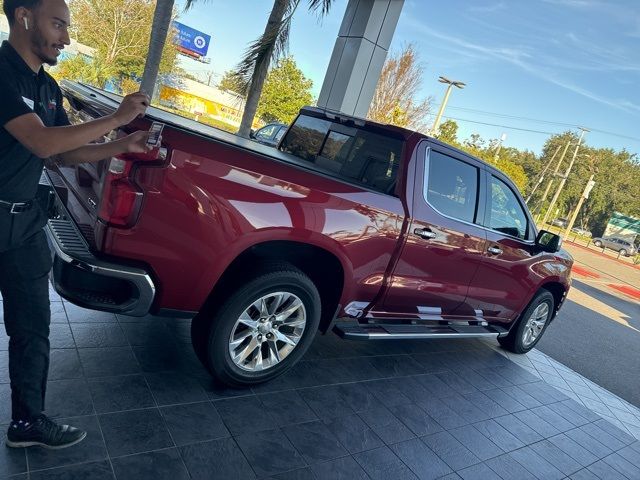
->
[3, 0, 43, 25]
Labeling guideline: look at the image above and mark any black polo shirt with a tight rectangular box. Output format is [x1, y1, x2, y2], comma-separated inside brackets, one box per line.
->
[0, 40, 70, 203]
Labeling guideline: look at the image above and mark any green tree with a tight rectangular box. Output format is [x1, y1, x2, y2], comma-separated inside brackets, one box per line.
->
[435, 119, 459, 146]
[256, 57, 313, 124]
[54, 0, 179, 89]
[218, 70, 245, 95]
[368, 44, 432, 130]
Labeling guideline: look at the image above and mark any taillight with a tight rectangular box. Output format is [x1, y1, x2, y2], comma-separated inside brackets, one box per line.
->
[98, 147, 168, 228]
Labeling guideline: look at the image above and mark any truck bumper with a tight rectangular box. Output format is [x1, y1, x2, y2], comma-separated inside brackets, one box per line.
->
[43, 180, 156, 317]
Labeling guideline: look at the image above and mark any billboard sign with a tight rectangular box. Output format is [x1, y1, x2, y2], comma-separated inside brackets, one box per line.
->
[604, 211, 640, 242]
[173, 21, 211, 58]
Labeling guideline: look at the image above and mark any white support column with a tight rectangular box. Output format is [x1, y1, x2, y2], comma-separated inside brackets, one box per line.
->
[317, 0, 404, 117]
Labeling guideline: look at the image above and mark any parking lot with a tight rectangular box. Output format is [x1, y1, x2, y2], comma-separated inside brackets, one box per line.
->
[2, 266, 640, 479]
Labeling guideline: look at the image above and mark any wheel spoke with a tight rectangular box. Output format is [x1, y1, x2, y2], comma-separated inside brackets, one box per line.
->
[237, 312, 258, 330]
[276, 299, 303, 322]
[233, 336, 260, 365]
[281, 317, 306, 328]
[230, 331, 253, 349]
[274, 329, 298, 347]
[267, 341, 281, 364]
[270, 293, 287, 316]
[253, 347, 264, 371]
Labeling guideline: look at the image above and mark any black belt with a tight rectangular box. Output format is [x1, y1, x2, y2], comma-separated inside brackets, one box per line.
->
[0, 199, 34, 214]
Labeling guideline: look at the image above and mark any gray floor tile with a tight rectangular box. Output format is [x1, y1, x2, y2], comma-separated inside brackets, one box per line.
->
[354, 446, 419, 480]
[64, 303, 117, 323]
[310, 456, 369, 480]
[493, 414, 543, 446]
[70, 323, 127, 348]
[298, 385, 356, 418]
[421, 431, 480, 471]
[509, 446, 565, 480]
[49, 323, 75, 349]
[0, 443, 27, 477]
[482, 388, 527, 414]
[282, 420, 346, 464]
[99, 408, 173, 457]
[367, 355, 425, 377]
[533, 439, 583, 476]
[485, 454, 537, 480]
[30, 460, 114, 480]
[45, 378, 94, 418]
[323, 414, 384, 454]
[388, 403, 443, 437]
[132, 345, 182, 373]
[161, 401, 229, 446]
[472, 419, 525, 453]
[457, 463, 502, 480]
[363, 378, 413, 407]
[235, 428, 306, 477]
[88, 374, 156, 414]
[529, 405, 577, 433]
[180, 437, 256, 480]
[514, 409, 561, 438]
[390, 437, 452, 480]
[500, 385, 543, 409]
[618, 443, 640, 465]
[257, 390, 318, 426]
[144, 372, 208, 406]
[587, 459, 628, 480]
[461, 391, 509, 419]
[580, 422, 628, 451]
[268, 467, 315, 480]
[565, 427, 614, 458]
[48, 349, 83, 381]
[111, 448, 190, 480]
[215, 395, 278, 435]
[546, 401, 591, 427]
[0, 385, 10, 424]
[602, 452, 640, 479]
[120, 322, 174, 347]
[445, 394, 492, 424]
[78, 346, 140, 377]
[413, 374, 458, 398]
[359, 406, 416, 445]
[547, 433, 599, 467]
[26, 415, 108, 471]
[569, 469, 601, 480]
[448, 425, 504, 461]
[416, 397, 468, 430]
[338, 382, 384, 412]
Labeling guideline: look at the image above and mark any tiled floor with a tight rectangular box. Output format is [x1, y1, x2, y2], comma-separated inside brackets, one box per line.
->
[1, 291, 639, 479]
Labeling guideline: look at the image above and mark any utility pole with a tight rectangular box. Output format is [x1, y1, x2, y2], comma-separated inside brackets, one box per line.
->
[526, 143, 561, 204]
[562, 174, 596, 241]
[542, 127, 589, 225]
[536, 140, 571, 219]
[430, 76, 465, 135]
[494, 133, 507, 162]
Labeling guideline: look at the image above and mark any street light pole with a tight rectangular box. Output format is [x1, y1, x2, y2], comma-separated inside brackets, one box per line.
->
[430, 76, 465, 136]
[542, 127, 589, 226]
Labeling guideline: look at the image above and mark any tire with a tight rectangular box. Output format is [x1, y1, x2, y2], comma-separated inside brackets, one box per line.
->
[191, 264, 321, 386]
[498, 290, 555, 354]
[620, 249, 628, 257]
[594, 241, 602, 247]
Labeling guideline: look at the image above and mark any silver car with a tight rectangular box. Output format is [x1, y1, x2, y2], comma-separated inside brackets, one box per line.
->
[592, 237, 637, 256]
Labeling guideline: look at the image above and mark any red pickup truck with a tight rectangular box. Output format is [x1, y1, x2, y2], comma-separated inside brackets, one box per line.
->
[41, 82, 572, 386]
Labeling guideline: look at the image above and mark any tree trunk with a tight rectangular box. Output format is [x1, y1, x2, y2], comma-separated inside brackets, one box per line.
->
[140, 0, 175, 97]
[237, 0, 288, 138]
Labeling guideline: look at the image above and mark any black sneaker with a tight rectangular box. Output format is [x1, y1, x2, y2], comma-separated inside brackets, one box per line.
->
[6, 415, 87, 449]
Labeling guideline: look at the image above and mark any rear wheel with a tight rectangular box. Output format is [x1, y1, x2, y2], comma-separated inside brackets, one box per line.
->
[498, 290, 555, 354]
[594, 240, 602, 247]
[191, 264, 321, 386]
[620, 249, 628, 257]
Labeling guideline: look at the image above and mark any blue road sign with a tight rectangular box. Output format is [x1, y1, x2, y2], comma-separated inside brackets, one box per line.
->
[173, 21, 211, 57]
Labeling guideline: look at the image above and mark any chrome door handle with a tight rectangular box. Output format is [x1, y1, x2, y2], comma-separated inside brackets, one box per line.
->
[488, 246, 503, 255]
[414, 228, 437, 240]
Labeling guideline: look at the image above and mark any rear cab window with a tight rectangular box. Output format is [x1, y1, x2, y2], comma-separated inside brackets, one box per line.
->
[279, 113, 403, 195]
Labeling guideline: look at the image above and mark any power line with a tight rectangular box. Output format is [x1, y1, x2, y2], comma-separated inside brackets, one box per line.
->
[445, 106, 640, 143]
[442, 116, 558, 135]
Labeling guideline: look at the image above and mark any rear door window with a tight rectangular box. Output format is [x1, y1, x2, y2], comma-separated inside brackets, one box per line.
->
[424, 151, 479, 224]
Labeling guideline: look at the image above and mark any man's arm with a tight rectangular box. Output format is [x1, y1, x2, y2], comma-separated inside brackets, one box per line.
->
[56, 130, 152, 166]
[1, 82, 149, 159]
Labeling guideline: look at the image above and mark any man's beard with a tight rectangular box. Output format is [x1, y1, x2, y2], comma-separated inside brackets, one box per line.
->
[30, 25, 58, 66]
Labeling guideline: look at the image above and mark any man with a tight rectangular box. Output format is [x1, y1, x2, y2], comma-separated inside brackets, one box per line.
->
[1, 0, 152, 449]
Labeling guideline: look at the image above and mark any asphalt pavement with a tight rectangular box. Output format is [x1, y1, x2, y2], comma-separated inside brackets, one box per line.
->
[537, 243, 640, 408]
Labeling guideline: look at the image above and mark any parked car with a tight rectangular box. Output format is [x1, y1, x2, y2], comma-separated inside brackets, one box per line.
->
[551, 217, 568, 228]
[592, 237, 637, 256]
[41, 81, 573, 386]
[249, 122, 287, 147]
[571, 226, 592, 237]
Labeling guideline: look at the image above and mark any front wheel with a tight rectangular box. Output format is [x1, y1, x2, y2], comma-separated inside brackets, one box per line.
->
[594, 240, 602, 247]
[620, 249, 628, 257]
[191, 264, 321, 386]
[498, 290, 555, 354]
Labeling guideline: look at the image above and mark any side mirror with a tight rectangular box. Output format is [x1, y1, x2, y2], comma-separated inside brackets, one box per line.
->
[536, 230, 562, 253]
[249, 129, 256, 139]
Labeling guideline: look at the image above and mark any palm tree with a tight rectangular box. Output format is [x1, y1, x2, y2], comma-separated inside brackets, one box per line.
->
[235, 0, 334, 138]
[140, 0, 202, 96]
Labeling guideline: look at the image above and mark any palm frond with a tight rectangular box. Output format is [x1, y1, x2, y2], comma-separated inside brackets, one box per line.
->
[184, 0, 210, 11]
[307, 0, 334, 16]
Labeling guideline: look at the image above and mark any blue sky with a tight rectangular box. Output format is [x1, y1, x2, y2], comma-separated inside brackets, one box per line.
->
[177, 0, 640, 156]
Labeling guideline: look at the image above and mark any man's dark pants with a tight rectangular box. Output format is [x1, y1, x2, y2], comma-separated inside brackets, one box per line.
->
[0, 229, 52, 421]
